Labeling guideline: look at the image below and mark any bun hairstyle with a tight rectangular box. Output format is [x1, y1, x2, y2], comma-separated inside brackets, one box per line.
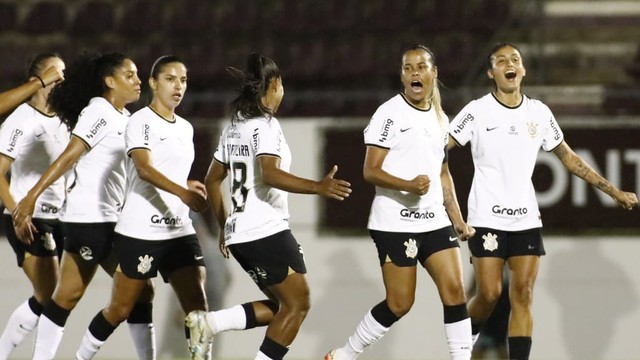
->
[227, 53, 280, 122]
[48, 51, 128, 129]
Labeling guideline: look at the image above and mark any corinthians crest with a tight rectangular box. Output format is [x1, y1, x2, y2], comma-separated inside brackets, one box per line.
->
[137, 254, 154, 274]
[482, 232, 498, 252]
[404, 238, 418, 258]
[527, 122, 538, 138]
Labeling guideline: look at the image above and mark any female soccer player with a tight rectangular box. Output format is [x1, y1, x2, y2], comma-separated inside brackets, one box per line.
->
[448, 43, 638, 360]
[325, 44, 474, 360]
[73, 55, 210, 360]
[0, 54, 68, 359]
[193, 52, 351, 360]
[12, 52, 156, 360]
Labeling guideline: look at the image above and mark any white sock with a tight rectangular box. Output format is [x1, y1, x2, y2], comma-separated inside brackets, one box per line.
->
[205, 304, 246, 334]
[254, 350, 272, 360]
[0, 300, 39, 358]
[444, 318, 472, 360]
[128, 323, 156, 360]
[341, 310, 389, 359]
[75, 329, 105, 360]
[32, 314, 65, 360]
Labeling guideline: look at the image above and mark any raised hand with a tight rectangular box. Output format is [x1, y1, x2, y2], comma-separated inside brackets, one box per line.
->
[317, 165, 352, 201]
[40, 64, 65, 87]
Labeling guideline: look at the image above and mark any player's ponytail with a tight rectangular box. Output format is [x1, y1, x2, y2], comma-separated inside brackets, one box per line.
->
[227, 53, 281, 123]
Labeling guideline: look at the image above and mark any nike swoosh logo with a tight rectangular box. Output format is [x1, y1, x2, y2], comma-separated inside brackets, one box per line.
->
[160, 137, 168, 141]
[400, 128, 412, 133]
[449, 236, 458, 241]
[486, 127, 498, 131]
[194, 255, 204, 260]
[117, 131, 124, 135]
[35, 132, 45, 138]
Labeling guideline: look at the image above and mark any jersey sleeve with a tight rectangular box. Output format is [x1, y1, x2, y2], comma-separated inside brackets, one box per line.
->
[213, 125, 228, 165]
[449, 102, 476, 146]
[541, 108, 564, 152]
[363, 107, 397, 149]
[0, 107, 31, 160]
[254, 119, 284, 158]
[125, 114, 150, 154]
[71, 106, 110, 148]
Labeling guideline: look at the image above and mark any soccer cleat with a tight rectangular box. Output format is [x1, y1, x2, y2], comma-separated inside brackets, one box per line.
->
[324, 349, 345, 360]
[185, 310, 213, 360]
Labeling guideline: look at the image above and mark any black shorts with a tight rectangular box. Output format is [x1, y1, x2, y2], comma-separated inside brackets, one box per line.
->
[228, 229, 307, 290]
[370, 226, 460, 267]
[3, 214, 63, 267]
[61, 222, 116, 266]
[468, 227, 545, 259]
[114, 233, 205, 282]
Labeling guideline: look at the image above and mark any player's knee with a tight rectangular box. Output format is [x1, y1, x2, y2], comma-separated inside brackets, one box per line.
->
[105, 303, 134, 324]
[442, 283, 467, 305]
[510, 280, 534, 305]
[387, 295, 414, 317]
[477, 283, 503, 305]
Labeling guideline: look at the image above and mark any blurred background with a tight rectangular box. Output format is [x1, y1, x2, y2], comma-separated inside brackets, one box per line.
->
[0, 0, 639, 359]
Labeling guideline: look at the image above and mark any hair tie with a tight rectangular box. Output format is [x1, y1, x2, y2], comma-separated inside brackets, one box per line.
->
[35, 75, 46, 88]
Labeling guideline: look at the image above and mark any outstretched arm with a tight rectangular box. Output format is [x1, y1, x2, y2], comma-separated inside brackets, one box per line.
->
[553, 141, 638, 209]
[260, 155, 351, 200]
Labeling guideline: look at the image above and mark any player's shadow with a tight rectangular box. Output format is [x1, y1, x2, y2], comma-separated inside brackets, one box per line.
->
[306, 248, 394, 359]
[546, 239, 638, 360]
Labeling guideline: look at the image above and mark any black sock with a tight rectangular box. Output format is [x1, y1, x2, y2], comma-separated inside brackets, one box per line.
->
[88, 311, 117, 342]
[27, 296, 44, 316]
[443, 303, 469, 324]
[242, 302, 258, 329]
[370, 300, 401, 327]
[508, 336, 532, 360]
[42, 301, 71, 327]
[258, 336, 288, 360]
[127, 302, 153, 324]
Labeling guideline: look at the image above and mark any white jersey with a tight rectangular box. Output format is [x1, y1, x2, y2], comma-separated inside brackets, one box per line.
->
[449, 93, 564, 231]
[60, 97, 128, 223]
[213, 115, 291, 245]
[115, 107, 196, 240]
[0, 104, 69, 219]
[364, 93, 452, 233]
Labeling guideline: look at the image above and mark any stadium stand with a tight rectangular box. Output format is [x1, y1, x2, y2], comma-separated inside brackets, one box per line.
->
[0, 0, 637, 117]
